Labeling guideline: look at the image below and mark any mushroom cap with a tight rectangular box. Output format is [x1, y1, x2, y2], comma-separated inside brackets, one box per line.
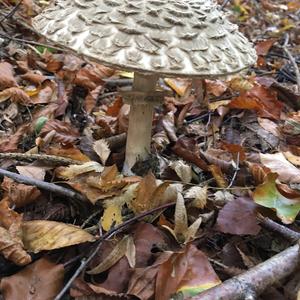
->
[33, 0, 257, 78]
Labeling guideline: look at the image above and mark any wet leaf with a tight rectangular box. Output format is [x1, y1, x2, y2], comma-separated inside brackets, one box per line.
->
[22, 220, 96, 253]
[0, 258, 64, 300]
[253, 173, 300, 224]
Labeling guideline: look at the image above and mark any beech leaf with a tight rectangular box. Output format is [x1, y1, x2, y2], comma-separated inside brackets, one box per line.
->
[22, 220, 95, 253]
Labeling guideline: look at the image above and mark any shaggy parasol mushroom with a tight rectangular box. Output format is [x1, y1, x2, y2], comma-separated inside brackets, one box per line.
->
[32, 0, 257, 172]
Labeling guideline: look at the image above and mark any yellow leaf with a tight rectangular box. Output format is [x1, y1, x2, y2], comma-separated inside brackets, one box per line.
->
[101, 203, 123, 231]
[22, 220, 95, 253]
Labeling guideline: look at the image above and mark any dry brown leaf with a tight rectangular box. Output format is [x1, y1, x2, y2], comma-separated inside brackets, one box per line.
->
[47, 146, 91, 162]
[21, 71, 47, 86]
[40, 119, 80, 144]
[169, 160, 192, 184]
[2, 177, 41, 208]
[185, 186, 208, 209]
[0, 62, 17, 89]
[260, 153, 300, 184]
[56, 161, 104, 180]
[257, 117, 281, 137]
[22, 220, 95, 253]
[16, 166, 46, 181]
[0, 87, 31, 105]
[93, 139, 111, 165]
[0, 258, 64, 300]
[0, 197, 22, 229]
[87, 235, 135, 275]
[0, 226, 31, 266]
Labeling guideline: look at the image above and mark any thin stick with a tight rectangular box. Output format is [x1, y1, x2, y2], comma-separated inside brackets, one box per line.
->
[227, 152, 240, 189]
[0, 153, 83, 165]
[189, 243, 300, 300]
[54, 200, 178, 300]
[258, 215, 300, 242]
[282, 33, 300, 93]
[0, 0, 23, 24]
[0, 168, 86, 202]
[0, 31, 64, 51]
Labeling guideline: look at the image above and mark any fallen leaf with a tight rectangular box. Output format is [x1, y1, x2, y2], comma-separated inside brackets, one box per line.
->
[163, 194, 202, 244]
[216, 197, 261, 235]
[0, 258, 64, 300]
[56, 161, 104, 180]
[164, 78, 190, 96]
[156, 244, 221, 299]
[0, 197, 22, 229]
[0, 88, 31, 105]
[87, 235, 135, 274]
[2, 177, 41, 208]
[94, 139, 111, 165]
[0, 226, 31, 266]
[257, 117, 281, 137]
[185, 186, 208, 209]
[260, 152, 300, 184]
[206, 79, 228, 97]
[283, 152, 300, 167]
[16, 166, 46, 181]
[169, 160, 192, 184]
[102, 183, 139, 231]
[255, 39, 277, 56]
[0, 62, 17, 89]
[253, 173, 300, 224]
[22, 220, 95, 253]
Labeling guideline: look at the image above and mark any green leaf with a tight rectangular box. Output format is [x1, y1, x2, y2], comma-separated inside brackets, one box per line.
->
[35, 116, 48, 134]
[253, 173, 300, 224]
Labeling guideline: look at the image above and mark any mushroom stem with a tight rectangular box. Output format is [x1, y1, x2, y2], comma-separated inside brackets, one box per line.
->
[124, 73, 158, 173]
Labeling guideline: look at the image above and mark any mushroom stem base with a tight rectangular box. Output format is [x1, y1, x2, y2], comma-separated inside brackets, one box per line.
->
[124, 73, 158, 173]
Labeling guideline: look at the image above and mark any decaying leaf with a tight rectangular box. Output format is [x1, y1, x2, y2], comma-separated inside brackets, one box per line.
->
[163, 194, 202, 244]
[87, 235, 135, 274]
[156, 244, 221, 299]
[130, 172, 170, 214]
[253, 173, 300, 224]
[0, 226, 31, 266]
[56, 161, 104, 179]
[93, 139, 111, 165]
[101, 183, 139, 231]
[22, 220, 96, 253]
[169, 160, 192, 184]
[0, 258, 64, 300]
[260, 152, 300, 183]
[185, 186, 208, 209]
[216, 197, 261, 235]
[0, 62, 17, 89]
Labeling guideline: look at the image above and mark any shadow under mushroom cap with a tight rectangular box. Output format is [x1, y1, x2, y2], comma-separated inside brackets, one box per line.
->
[32, 0, 257, 78]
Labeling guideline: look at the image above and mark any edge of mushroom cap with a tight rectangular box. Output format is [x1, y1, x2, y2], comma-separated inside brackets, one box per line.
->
[32, 0, 257, 78]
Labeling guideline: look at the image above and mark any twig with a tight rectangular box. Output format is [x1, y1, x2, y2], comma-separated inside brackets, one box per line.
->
[0, 153, 83, 165]
[189, 243, 300, 300]
[103, 78, 133, 88]
[0, 0, 23, 24]
[54, 200, 179, 300]
[282, 34, 300, 93]
[0, 168, 86, 202]
[227, 152, 240, 189]
[258, 215, 300, 242]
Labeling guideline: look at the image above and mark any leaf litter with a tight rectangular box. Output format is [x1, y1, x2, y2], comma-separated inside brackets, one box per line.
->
[0, 0, 299, 300]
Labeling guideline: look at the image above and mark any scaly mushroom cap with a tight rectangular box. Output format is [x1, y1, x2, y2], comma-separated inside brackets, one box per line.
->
[33, 0, 257, 78]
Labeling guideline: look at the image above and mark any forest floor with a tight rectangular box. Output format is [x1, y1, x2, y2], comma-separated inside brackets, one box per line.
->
[0, 0, 299, 299]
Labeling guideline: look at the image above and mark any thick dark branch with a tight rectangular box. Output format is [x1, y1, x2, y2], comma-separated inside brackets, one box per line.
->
[189, 244, 300, 300]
